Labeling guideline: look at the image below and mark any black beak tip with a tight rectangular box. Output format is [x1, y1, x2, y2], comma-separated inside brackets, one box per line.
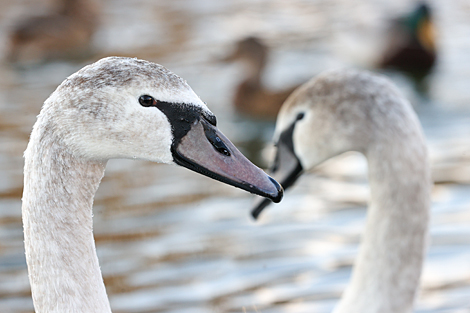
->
[250, 176, 283, 220]
[268, 176, 283, 203]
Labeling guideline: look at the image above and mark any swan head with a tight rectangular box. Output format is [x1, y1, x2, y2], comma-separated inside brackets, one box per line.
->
[252, 69, 410, 218]
[35, 57, 283, 202]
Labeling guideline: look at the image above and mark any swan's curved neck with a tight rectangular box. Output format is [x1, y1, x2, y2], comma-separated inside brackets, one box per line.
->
[333, 133, 430, 313]
[22, 127, 110, 312]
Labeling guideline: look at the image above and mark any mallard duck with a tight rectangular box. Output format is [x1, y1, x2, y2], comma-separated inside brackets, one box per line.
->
[7, 0, 99, 65]
[379, 3, 436, 85]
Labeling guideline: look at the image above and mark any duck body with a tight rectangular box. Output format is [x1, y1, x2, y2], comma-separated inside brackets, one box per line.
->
[234, 79, 298, 120]
[253, 69, 431, 313]
[8, 0, 99, 64]
[22, 57, 282, 312]
[225, 37, 300, 120]
[379, 3, 436, 85]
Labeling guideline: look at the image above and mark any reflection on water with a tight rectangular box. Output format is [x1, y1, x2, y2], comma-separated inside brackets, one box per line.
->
[0, 0, 469, 312]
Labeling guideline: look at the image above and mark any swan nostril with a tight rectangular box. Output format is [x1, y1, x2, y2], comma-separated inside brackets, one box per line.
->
[202, 121, 231, 156]
[211, 135, 231, 156]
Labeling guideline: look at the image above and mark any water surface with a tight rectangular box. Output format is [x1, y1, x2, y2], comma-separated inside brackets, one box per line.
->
[0, 0, 469, 312]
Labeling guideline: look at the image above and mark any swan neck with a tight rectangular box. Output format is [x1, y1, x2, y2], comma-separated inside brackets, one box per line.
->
[334, 135, 430, 313]
[22, 132, 110, 312]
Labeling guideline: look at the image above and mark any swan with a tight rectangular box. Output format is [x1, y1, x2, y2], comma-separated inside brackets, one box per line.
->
[22, 56, 283, 312]
[252, 69, 430, 313]
[223, 36, 300, 120]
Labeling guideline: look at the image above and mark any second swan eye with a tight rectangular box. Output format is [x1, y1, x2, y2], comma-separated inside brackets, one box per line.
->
[139, 95, 157, 107]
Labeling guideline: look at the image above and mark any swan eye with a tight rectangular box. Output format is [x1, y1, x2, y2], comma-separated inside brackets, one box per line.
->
[296, 112, 305, 121]
[139, 95, 157, 107]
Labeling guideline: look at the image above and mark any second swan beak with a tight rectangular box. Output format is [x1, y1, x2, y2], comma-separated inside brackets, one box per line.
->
[251, 137, 304, 219]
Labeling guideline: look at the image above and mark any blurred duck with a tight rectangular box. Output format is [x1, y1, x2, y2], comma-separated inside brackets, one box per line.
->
[224, 37, 299, 120]
[7, 0, 99, 65]
[252, 69, 430, 313]
[379, 3, 436, 84]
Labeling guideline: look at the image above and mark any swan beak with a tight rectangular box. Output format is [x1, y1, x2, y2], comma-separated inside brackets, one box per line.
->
[172, 118, 283, 203]
[251, 140, 303, 219]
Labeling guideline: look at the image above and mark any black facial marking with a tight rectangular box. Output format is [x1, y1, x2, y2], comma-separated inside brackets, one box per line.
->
[275, 121, 297, 164]
[270, 119, 303, 186]
[149, 100, 227, 159]
[251, 114, 305, 219]
[153, 101, 202, 147]
[202, 111, 217, 126]
[271, 114, 305, 186]
[273, 111, 305, 163]
[140, 95, 219, 147]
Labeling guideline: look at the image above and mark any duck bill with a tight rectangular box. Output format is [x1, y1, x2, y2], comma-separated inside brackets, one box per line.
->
[172, 118, 283, 203]
[251, 140, 303, 219]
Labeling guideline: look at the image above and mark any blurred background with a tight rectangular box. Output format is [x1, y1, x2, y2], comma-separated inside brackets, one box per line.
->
[0, 0, 469, 312]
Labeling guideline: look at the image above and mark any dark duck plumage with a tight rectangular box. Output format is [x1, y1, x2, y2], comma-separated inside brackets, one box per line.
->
[379, 3, 437, 87]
